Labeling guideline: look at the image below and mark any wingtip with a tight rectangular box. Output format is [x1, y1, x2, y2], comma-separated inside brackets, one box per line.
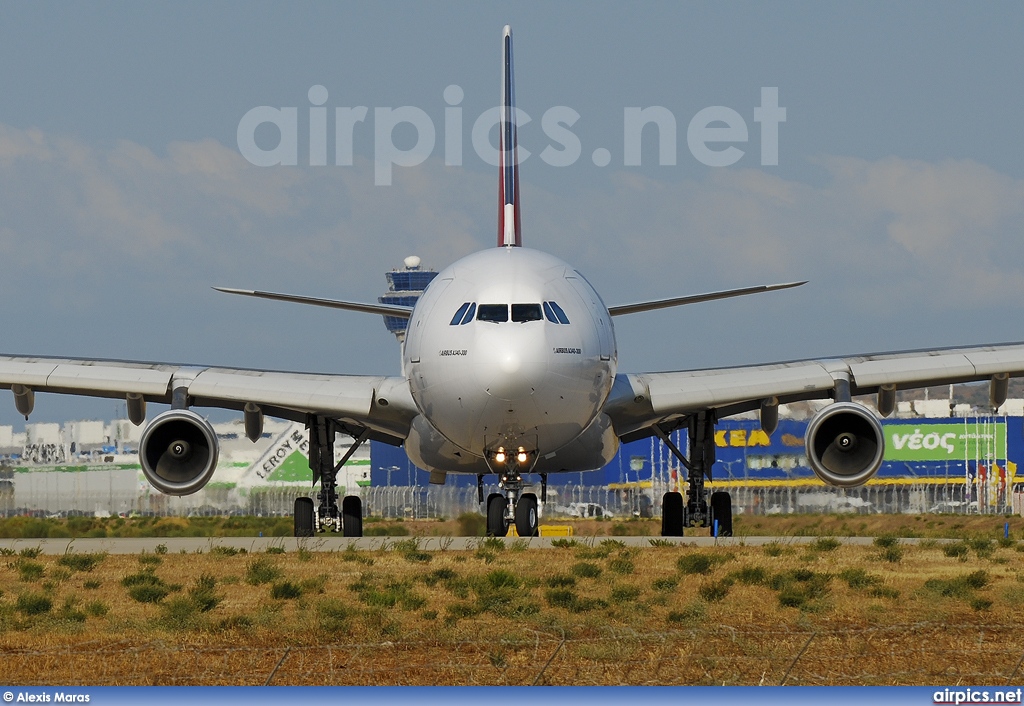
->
[503, 24, 512, 37]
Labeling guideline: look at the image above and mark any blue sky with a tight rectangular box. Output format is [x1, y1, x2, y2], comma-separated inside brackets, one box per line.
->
[1, 1, 1023, 425]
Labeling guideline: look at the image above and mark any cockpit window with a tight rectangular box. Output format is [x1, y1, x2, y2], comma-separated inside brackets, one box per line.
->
[450, 302, 471, 326]
[477, 304, 509, 323]
[511, 304, 543, 322]
[460, 302, 476, 324]
[544, 301, 570, 324]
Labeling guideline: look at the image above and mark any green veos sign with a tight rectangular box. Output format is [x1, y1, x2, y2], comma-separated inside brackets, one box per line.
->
[884, 422, 1006, 462]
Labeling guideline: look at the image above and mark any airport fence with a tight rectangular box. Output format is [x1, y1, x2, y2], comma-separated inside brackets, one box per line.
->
[1, 468, 1021, 518]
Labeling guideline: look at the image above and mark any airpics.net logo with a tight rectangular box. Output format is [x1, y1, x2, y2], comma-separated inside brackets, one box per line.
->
[236, 85, 786, 185]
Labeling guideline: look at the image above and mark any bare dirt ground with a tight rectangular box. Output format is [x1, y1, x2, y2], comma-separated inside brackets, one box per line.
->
[2, 528, 1023, 685]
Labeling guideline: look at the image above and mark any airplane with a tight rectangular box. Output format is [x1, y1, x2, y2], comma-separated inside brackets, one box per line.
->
[4, 25, 1024, 539]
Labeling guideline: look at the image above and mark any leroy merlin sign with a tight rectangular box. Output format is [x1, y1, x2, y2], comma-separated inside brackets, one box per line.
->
[884, 422, 1006, 462]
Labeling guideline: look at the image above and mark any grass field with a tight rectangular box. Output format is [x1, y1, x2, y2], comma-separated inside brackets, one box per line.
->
[2, 528, 1024, 685]
[1, 511, 1022, 540]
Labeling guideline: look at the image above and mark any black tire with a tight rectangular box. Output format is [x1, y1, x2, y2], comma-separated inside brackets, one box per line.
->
[661, 491, 684, 537]
[294, 497, 315, 537]
[486, 493, 509, 537]
[342, 495, 363, 538]
[515, 493, 539, 537]
[710, 491, 733, 537]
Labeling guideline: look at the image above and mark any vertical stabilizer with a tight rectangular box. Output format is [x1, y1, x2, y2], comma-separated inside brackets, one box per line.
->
[498, 25, 522, 247]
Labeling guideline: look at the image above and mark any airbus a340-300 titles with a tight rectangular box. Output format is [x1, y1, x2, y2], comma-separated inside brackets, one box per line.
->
[4, 26, 1024, 539]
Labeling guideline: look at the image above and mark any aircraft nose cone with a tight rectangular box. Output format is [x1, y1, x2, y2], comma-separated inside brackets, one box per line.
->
[498, 352, 521, 375]
[476, 328, 543, 401]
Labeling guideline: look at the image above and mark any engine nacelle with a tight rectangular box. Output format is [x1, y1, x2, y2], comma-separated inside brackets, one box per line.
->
[139, 409, 219, 496]
[805, 402, 884, 487]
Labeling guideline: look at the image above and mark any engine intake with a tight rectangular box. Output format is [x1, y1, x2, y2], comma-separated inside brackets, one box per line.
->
[805, 402, 884, 487]
[139, 409, 219, 496]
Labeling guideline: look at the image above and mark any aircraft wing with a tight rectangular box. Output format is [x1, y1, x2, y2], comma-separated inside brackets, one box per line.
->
[605, 342, 1024, 440]
[0, 355, 417, 444]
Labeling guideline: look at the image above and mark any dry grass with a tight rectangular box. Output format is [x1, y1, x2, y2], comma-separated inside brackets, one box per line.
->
[2, 536, 1024, 685]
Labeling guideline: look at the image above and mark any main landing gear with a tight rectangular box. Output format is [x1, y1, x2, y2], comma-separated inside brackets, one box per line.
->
[480, 468, 544, 538]
[655, 411, 732, 538]
[294, 416, 367, 538]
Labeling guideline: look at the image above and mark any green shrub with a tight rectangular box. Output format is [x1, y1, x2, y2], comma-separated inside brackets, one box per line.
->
[83, 580, 101, 590]
[16, 560, 45, 582]
[943, 542, 970, 560]
[698, 579, 732, 602]
[677, 552, 730, 575]
[120, 570, 162, 588]
[128, 583, 171, 603]
[484, 569, 520, 590]
[18, 547, 42, 558]
[610, 585, 642, 603]
[544, 587, 604, 612]
[551, 538, 580, 549]
[245, 558, 282, 585]
[608, 557, 635, 575]
[571, 562, 602, 579]
[970, 597, 993, 611]
[317, 599, 353, 633]
[652, 577, 679, 592]
[968, 538, 995, 559]
[923, 571, 990, 600]
[421, 568, 458, 586]
[270, 581, 303, 600]
[85, 600, 108, 618]
[16, 592, 52, 615]
[839, 568, 881, 590]
[874, 535, 899, 549]
[810, 537, 841, 552]
[58, 552, 106, 572]
[159, 596, 205, 630]
[211, 546, 244, 557]
[265, 546, 286, 554]
[189, 574, 222, 612]
[878, 546, 904, 563]
[729, 566, 769, 585]
[667, 602, 706, 623]
[546, 574, 576, 588]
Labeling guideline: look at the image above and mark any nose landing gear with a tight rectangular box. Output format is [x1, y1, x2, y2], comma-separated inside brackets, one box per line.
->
[482, 450, 540, 537]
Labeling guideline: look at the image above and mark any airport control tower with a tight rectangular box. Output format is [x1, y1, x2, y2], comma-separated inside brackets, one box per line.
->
[379, 256, 437, 342]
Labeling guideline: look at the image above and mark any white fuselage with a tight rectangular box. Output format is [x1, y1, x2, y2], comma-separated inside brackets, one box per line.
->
[402, 247, 618, 475]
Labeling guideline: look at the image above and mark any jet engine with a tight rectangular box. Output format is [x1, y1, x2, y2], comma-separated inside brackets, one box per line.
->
[139, 409, 220, 496]
[805, 402, 884, 487]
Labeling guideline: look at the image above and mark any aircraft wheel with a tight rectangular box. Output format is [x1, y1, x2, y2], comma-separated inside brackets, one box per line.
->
[342, 495, 363, 538]
[710, 491, 733, 537]
[294, 497, 315, 537]
[515, 493, 539, 537]
[486, 493, 509, 537]
[661, 491, 684, 537]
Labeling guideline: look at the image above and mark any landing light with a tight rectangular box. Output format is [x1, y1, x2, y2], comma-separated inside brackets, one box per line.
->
[517, 449, 528, 464]
[494, 449, 506, 464]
